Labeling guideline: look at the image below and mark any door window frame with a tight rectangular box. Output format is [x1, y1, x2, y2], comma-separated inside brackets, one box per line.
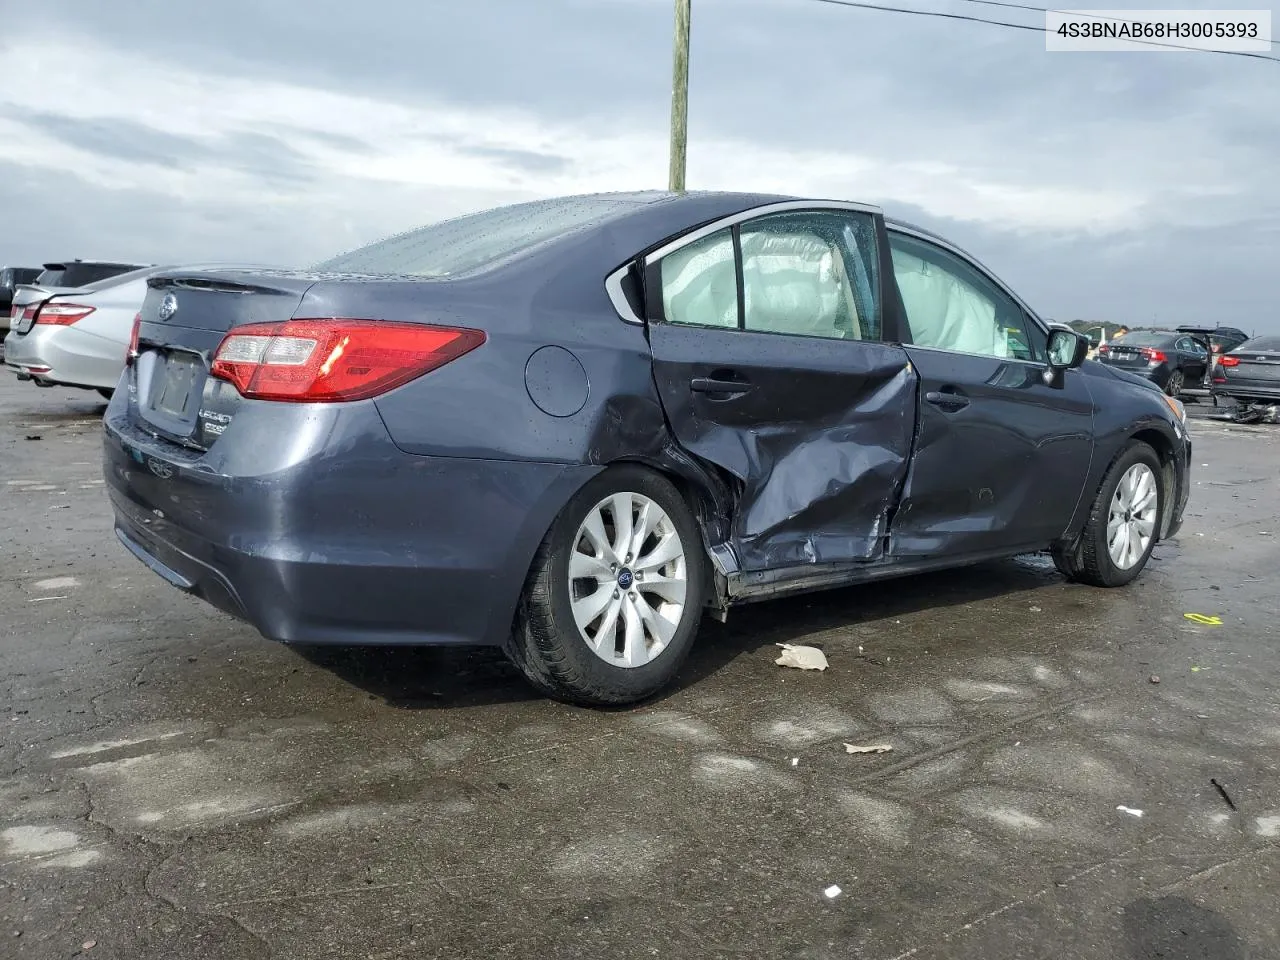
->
[884, 221, 1053, 366]
[643, 203, 887, 342]
[604, 200, 897, 340]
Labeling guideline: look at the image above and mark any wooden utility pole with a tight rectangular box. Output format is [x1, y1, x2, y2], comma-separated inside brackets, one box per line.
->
[668, 0, 691, 192]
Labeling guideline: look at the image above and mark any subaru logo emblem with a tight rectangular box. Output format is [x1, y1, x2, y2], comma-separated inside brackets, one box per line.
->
[157, 293, 178, 321]
[146, 458, 174, 479]
[616, 568, 635, 590]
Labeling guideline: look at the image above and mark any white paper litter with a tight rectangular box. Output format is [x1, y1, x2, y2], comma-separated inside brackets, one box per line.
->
[1116, 805, 1144, 818]
[823, 885, 842, 899]
[790, 758, 800, 766]
[844, 743, 893, 755]
[774, 643, 828, 671]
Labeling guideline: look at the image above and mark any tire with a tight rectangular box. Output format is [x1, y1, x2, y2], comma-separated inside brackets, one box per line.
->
[1056, 442, 1163, 588]
[505, 466, 708, 706]
[1165, 370, 1184, 397]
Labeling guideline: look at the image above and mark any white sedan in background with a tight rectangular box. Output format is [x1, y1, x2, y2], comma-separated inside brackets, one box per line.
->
[4, 264, 253, 399]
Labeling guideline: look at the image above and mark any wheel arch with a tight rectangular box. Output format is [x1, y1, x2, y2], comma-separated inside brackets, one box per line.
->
[1128, 426, 1179, 540]
[602, 453, 738, 602]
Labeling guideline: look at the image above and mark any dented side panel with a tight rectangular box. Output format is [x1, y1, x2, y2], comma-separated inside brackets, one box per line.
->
[891, 347, 1095, 556]
[647, 322, 919, 572]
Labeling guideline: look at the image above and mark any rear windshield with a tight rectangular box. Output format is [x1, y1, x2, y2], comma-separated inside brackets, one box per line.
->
[36, 263, 142, 288]
[1112, 332, 1173, 347]
[313, 196, 646, 278]
[1237, 336, 1280, 352]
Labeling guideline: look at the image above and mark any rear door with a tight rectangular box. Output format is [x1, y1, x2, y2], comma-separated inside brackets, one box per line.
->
[644, 205, 918, 573]
[885, 227, 1094, 557]
[1173, 335, 1209, 383]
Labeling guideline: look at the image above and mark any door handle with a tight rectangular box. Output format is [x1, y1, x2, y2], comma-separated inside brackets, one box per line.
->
[690, 377, 752, 397]
[925, 389, 970, 411]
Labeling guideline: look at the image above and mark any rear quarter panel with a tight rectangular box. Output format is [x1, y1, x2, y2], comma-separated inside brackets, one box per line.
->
[314, 194, 786, 470]
[74, 277, 150, 344]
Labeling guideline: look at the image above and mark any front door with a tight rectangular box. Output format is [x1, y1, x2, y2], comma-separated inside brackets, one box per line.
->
[884, 227, 1095, 557]
[645, 208, 918, 573]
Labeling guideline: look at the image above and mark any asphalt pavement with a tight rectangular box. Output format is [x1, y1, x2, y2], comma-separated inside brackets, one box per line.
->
[2, 375, 1278, 960]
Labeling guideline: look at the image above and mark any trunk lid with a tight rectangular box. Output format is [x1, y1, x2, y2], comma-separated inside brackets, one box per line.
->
[1099, 345, 1151, 369]
[1223, 351, 1280, 385]
[8, 284, 74, 334]
[130, 269, 319, 450]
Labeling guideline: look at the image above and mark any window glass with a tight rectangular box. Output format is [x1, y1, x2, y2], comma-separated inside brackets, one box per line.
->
[739, 211, 880, 341]
[888, 232, 1041, 361]
[659, 229, 738, 329]
[314, 196, 645, 278]
[1108, 332, 1171, 348]
[1239, 336, 1280, 352]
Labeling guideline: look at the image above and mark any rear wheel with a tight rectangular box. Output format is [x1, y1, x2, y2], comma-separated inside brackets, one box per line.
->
[1054, 442, 1163, 587]
[506, 466, 707, 706]
[1165, 370, 1184, 396]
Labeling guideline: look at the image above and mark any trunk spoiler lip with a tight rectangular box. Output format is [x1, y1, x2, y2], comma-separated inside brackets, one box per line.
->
[146, 265, 317, 297]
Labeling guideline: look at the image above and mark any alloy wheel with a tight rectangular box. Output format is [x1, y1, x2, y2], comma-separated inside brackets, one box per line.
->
[1107, 463, 1158, 570]
[567, 492, 688, 668]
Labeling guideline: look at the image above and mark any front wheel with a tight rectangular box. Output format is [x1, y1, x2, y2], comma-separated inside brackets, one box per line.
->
[1055, 442, 1163, 587]
[506, 466, 708, 706]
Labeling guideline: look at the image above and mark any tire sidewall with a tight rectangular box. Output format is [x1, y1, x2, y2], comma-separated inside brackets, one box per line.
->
[1090, 444, 1163, 586]
[539, 466, 707, 698]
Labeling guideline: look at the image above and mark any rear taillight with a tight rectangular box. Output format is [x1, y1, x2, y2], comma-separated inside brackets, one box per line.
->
[210, 319, 485, 402]
[1097, 344, 1110, 355]
[1218, 355, 1240, 367]
[1140, 348, 1167, 364]
[125, 312, 141, 366]
[34, 303, 95, 326]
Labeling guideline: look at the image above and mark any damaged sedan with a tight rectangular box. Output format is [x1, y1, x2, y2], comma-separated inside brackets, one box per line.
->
[103, 192, 1191, 705]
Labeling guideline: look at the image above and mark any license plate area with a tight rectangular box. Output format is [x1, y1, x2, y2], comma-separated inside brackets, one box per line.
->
[14, 311, 34, 334]
[138, 349, 207, 439]
[1109, 351, 1138, 361]
[150, 352, 201, 418]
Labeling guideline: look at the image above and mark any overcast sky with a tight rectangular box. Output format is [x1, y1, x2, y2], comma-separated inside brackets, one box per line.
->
[1, 0, 1277, 331]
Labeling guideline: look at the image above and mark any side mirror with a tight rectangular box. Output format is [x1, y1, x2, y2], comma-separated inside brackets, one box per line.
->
[1047, 327, 1088, 370]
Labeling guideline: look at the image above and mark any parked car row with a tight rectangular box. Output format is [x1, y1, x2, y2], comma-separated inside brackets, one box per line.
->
[81, 191, 1195, 705]
[1092, 325, 1252, 398]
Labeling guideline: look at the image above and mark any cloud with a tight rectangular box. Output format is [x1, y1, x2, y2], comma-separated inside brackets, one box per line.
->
[0, 33, 1161, 236]
[0, 0, 1277, 331]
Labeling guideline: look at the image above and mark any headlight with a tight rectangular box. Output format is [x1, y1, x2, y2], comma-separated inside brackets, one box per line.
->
[1163, 394, 1187, 424]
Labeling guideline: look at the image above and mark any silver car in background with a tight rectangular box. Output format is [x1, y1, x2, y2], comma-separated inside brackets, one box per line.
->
[5, 265, 159, 398]
[5, 263, 272, 399]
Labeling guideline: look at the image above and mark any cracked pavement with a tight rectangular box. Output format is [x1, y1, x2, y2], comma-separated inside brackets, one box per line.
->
[2, 375, 1279, 960]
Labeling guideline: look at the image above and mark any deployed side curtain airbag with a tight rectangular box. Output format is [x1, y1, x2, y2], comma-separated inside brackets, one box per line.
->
[740, 232, 861, 340]
[660, 231, 738, 328]
[891, 246, 1009, 357]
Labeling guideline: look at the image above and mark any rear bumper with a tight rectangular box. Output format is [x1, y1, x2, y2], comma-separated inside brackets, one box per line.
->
[103, 398, 598, 646]
[1213, 384, 1280, 404]
[3, 325, 124, 390]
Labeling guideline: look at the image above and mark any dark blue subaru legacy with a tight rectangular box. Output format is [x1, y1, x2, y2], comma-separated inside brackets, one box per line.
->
[103, 192, 1191, 705]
